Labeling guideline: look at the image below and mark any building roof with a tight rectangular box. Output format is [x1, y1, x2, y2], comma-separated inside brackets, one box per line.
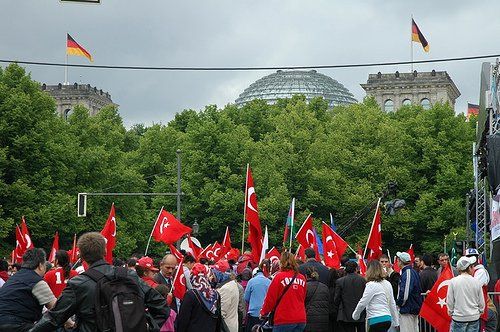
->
[235, 70, 357, 107]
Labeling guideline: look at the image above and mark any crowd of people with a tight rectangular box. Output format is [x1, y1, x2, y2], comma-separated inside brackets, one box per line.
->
[0, 232, 498, 332]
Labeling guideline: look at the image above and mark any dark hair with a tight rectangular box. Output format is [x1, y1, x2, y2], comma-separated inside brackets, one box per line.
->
[328, 268, 339, 288]
[78, 232, 106, 264]
[437, 253, 448, 259]
[304, 248, 316, 259]
[345, 260, 358, 273]
[199, 258, 208, 265]
[127, 258, 137, 267]
[422, 254, 433, 267]
[0, 259, 8, 272]
[12, 263, 21, 271]
[379, 254, 389, 260]
[306, 267, 319, 280]
[113, 258, 124, 267]
[21, 248, 47, 270]
[55, 250, 71, 279]
[280, 252, 299, 272]
[184, 254, 196, 264]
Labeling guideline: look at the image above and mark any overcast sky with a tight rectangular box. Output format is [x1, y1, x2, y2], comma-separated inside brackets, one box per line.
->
[2, 1, 500, 127]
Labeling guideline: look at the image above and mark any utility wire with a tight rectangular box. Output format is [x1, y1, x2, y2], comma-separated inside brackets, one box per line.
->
[1, 53, 499, 71]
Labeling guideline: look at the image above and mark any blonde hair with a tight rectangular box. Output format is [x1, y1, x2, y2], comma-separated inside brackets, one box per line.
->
[280, 252, 299, 272]
[365, 260, 385, 282]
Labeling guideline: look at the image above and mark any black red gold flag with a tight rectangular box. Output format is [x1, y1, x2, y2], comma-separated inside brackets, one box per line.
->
[411, 19, 429, 52]
[66, 34, 93, 62]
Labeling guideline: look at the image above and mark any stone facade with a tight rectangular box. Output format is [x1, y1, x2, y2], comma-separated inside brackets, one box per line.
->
[41, 83, 115, 118]
[361, 70, 460, 112]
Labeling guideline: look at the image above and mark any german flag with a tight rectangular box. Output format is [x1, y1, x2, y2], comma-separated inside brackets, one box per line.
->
[411, 19, 429, 52]
[66, 34, 93, 62]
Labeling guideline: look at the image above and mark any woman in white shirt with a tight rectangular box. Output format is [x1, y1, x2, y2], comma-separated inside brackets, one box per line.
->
[352, 260, 399, 332]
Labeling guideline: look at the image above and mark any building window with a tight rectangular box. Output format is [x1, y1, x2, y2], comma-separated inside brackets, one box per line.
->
[402, 99, 412, 106]
[384, 99, 394, 112]
[64, 108, 73, 120]
[421, 98, 431, 110]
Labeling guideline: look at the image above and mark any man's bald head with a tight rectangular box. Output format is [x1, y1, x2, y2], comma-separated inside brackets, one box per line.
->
[160, 254, 177, 277]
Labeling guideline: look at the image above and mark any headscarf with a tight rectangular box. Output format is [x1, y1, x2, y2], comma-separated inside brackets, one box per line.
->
[211, 268, 230, 286]
[190, 263, 217, 314]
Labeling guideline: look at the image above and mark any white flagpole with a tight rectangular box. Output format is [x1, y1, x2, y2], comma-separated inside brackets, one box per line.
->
[289, 197, 295, 249]
[241, 164, 249, 253]
[259, 226, 269, 264]
[387, 249, 392, 264]
[411, 15, 414, 73]
[144, 206, 164, 256]
[363, 198, 382, 258]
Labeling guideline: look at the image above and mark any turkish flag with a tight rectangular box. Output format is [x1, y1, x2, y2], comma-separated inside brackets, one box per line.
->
[210, 242, 223, 261]
[265, 247, 281, 265]
[419, 265, 453, 332]
[169, 244, 184, 261]
[101, 204, 117, 264]
[222, 226, 232, 256]
[68, 234, 79, 263]
[21, 217, 34, 250]
[152, 208, 192, 244]
[393, 256, 401, 273]
[245, 166, 263, 263]
[48, 232, 59, 263]
[187, 234, 202, 260]
[357, 246, 367, 276]
[365, 202, 382, 261]
[295, 244, 305, 261]
[172, 258, 187, 300]
[322, 222, 348, 269]
[198, 244, 213, 260]
[10, 250, 15, 265]
[407, 244, 415, 263]
[14, 225, 26, 263]
[295, 214, 320, 260]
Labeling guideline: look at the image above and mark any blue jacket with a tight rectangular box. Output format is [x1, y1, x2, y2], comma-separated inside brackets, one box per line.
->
[244, 272, 271, 317]
[396, 265, 422, 315]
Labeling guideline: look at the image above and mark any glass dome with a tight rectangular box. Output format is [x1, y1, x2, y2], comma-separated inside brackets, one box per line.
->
[235, 70, 357, 107]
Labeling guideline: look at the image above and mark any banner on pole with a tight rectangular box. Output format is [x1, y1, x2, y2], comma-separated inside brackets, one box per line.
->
[491, 189, 500, 242]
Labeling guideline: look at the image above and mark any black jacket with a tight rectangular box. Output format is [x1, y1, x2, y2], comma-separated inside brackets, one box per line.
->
[30, 260, 168, 332]
[386, 270, 400, 300]
[299, 260, 330, 285]
[304, 280, 330, 332]
[419, 266, 438, 293]
[175, 289, 220, 332]
[333, 273, 366, 322]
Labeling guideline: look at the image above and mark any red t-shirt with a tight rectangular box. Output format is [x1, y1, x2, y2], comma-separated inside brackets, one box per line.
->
[260, 270, 306, 325]
[44, 267, 79, 298]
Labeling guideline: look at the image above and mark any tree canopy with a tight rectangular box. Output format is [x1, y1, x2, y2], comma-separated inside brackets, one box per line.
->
[0, 64, 475, 259]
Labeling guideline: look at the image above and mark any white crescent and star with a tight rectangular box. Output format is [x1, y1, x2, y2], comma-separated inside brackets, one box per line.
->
[213, 247, 221, 258]
[305, 230, 315, 247]
[436, 280, 451, 308]
[160, 216, 170, 234]
[180, 274, 186, 287]
[269, 255, 279, 263]
[247, 187, 258, 213]
[111, 217, 116, 237]
[24, 234, 32, 248]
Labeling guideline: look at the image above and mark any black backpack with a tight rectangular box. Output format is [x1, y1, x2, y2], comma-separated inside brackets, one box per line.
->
[84, 267, 149, 332]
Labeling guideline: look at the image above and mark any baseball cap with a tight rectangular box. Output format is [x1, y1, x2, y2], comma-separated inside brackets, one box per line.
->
[396, 251, 411, 263]
[137, 256, 159, 271]
[456, 256, 476, 271]
[464, 248, 479, 257]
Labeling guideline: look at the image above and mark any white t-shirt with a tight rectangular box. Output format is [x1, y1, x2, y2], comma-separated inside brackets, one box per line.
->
[0, 278, 5, 288]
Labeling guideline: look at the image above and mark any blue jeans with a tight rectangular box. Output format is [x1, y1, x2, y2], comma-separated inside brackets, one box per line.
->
[450, 319, 479, 332]
[272, 323, 306, 332]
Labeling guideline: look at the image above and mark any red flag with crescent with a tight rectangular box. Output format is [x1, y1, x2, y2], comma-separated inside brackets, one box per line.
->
[169, 244, 184, 261]
[68, 234, 79, 263]
[14, 225, 26, 263]
[172, 258, 186, 300]
[48, 232, 59, 263]
[264, 247, 281, 265]
[419, 265, 453, 332]
[295, 244, 306, 261]
[407, 244, 415, 262]
[152, 208, 192, 244]
[198, 244, 212, 260]
[365, 201, 382, 261]
[21, 217, 34, 250]
[245, 166, 263, 263]
[187, 234, 202, 260]
[321, 222, 348, 269]
[295, 214, 320, 260]
[101, 204, 116, 264]
[357, 245, 367, 276]
[210, 242, 223, 261]
[222, 226, 232, 256]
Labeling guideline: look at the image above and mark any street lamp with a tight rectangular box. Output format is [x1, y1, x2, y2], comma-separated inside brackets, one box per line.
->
[192, 222, 199, 236]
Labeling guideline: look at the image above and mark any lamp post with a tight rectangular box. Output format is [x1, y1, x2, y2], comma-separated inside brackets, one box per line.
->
[192, 221, 199, 236]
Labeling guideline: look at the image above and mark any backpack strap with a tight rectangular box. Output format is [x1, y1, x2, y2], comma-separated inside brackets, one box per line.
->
[83, 268, 107, 283]
[270, 273, 297, 316]
[115, 266, 128, 279]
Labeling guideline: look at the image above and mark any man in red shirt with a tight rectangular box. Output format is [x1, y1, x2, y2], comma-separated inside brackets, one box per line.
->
[136, 256, 159, 288]
[44, 250, 78, 298]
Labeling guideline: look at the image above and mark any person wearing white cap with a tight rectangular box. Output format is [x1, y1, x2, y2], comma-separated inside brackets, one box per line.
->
[446, 256, 485, 332]
[395, 251, 422, 332]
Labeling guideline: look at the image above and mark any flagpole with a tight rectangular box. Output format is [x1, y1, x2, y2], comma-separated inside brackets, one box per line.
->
[363, 197, 381, 258]
[289, 197, 295, 250]
[387, 249, 392, 264]
[145, 206, 164, 256]
[241, 164, 249, 253]
[411, 15, 414, 73]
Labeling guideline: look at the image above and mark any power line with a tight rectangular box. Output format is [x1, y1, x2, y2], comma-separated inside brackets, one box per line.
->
[1, 53, 499, 72]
